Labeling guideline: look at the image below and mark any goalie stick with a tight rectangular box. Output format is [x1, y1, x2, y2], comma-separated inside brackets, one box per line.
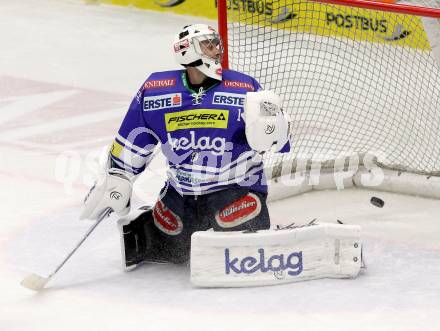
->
[20, 208, 112, 291]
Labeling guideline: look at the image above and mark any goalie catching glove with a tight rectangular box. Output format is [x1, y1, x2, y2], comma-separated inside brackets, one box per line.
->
[80, 168, 133, 220]
[245, 90, 290, 153]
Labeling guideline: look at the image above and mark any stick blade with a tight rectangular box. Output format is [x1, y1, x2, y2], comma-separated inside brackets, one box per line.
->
[20, 273, 50, 291]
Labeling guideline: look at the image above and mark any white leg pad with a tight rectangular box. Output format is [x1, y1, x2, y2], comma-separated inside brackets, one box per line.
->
[190, 223, 363, 287]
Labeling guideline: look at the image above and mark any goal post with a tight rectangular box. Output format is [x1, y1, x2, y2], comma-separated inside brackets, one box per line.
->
[217, 0, 440, 199]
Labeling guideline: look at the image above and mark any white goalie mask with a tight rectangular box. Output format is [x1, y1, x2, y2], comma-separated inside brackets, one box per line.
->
[173, 24, 223, 80]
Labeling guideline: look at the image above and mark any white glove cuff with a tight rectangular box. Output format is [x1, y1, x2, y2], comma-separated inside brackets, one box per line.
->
[80, 169, 133, 220]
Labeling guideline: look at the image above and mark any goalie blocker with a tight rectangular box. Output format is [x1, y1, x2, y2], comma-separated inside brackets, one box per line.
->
[191, 222, 363, 287]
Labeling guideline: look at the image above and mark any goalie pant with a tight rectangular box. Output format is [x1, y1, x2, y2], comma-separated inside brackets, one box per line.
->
[119, 185, 270, 267]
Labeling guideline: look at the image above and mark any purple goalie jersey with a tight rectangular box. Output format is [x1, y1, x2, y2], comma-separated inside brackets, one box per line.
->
[110, 69, 287, 195]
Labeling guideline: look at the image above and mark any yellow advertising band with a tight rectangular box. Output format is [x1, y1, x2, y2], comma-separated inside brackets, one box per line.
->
[94, 0, 430, 50]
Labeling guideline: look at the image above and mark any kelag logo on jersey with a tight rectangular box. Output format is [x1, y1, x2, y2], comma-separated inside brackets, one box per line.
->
[212, 92, 245, 107]
[167, 131, 228, 155]
[165, 109, 229, 131]
[143, 93, 182, 111]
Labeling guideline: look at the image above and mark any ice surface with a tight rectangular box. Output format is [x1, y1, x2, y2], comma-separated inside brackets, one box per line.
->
[0, 1, 439, 330]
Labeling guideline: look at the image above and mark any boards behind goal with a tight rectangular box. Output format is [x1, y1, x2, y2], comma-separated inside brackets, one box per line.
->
[217, 0, 440, 199]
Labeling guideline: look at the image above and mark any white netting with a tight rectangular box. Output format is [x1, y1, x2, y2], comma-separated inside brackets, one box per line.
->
[226, 0, 440, 177]
[401, 0, 440, 9]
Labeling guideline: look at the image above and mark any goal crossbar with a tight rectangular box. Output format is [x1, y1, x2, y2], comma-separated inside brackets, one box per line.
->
[312, 0, 440, 18]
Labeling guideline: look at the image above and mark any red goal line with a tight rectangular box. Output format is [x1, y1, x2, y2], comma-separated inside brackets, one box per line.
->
[311, 0, 440, 18]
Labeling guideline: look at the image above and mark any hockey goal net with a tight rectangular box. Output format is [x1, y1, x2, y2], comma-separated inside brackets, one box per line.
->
[218, 0, 440, 196]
